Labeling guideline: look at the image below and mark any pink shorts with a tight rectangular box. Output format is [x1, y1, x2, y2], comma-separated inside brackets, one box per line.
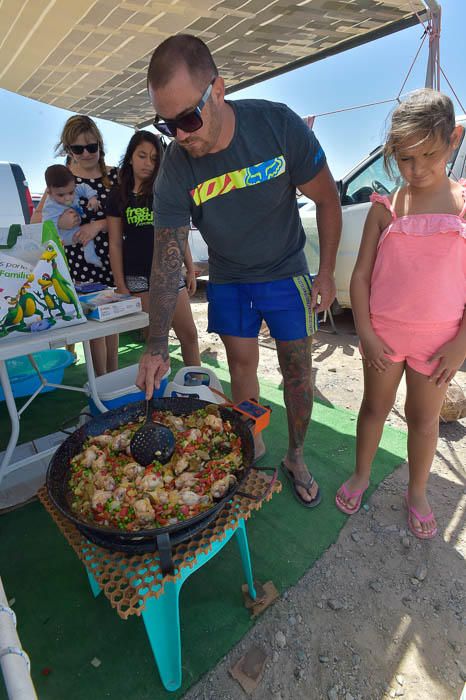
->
[361, 319, 461, 376]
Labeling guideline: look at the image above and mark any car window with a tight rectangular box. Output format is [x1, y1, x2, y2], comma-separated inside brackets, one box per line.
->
[344, 153, 400, 205]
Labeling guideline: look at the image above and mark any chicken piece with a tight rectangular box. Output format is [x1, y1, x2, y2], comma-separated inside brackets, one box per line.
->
[147, 488, 169, 505]
[163, 471, 174, 484]
[125, 488, 138, 502]
[185, 428, 202, 443]
[165, 415, 185, 431]
[91, 489, 113, 509]
[211, 474, 237, 499]
[204, 414, 223, 431]
[111, 429, 132, 452]
[92, 452, 107, 470]
[93, 472, 115, 491]
[175, 472, 197, 489]
[168, 490, 180, 506]
[122, 462, 145, 479]
[173, 456, 189, 475]
[188, 455, 203, 472]
[137, 473, 163, 491]
[89, 434, 113, 447]
[113, 486, 127, 501]
[80, 447, 100, 468]
[133, 498, 155, 524]
[180, 490, 201, 506]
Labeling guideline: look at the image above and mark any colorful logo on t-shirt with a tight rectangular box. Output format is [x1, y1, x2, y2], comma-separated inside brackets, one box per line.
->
[190, 156, 286, 206]
[125, 206, 154, 225]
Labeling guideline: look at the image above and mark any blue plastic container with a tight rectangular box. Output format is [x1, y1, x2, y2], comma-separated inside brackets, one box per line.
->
[0, 349, 75, 401]
[86, 364, 170, 416]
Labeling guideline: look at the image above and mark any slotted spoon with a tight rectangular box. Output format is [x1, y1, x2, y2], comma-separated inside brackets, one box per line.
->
[130, 400, 176, 467]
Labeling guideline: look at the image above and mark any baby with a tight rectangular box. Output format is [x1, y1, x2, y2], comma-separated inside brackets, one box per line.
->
[42, 164, 102, 268]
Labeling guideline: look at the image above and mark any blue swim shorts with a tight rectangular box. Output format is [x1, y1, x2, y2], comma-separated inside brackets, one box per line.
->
[207, 275, 318, 341]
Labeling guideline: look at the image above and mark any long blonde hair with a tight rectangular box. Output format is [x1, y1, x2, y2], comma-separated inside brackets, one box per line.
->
[384, 88, 456, 177]
[55, 115, 111, 188]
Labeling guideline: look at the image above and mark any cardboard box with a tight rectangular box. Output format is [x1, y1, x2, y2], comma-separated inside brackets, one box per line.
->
[78, 289, 142, 321]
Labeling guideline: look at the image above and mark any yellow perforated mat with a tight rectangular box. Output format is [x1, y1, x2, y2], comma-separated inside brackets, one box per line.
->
[38, 471, 281, 620]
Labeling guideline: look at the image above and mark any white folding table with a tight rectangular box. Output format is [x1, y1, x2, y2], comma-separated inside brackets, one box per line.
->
[0, 312, 148, 489]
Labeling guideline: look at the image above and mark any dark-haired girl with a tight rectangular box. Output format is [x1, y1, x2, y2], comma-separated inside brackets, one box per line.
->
[107, 131, 200, 366]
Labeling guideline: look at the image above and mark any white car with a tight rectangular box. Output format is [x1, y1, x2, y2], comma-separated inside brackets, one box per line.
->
[0, 162, 33, 226]
[300, 116, 466, 308]
[188, 225, 209, 277]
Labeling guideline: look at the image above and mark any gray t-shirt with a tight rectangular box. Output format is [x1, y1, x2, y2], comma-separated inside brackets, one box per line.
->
[154, 99, 326, 283]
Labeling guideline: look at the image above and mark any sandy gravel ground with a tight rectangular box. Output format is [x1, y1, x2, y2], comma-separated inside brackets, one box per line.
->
[171, 282, 466, 700]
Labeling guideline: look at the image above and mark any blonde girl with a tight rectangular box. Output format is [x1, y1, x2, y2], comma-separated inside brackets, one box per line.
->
[53, 115, 120, 376]
[336, 89, 466, 539]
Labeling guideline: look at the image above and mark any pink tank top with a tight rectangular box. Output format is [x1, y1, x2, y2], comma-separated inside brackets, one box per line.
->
[369, 182, 466, 329]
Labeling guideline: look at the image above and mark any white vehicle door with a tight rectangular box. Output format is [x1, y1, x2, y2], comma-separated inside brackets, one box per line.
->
[301, 150, 399, 308]
[188, 226, 208, 263]
[336, 152, 399, 306]
[0, 163, 29, 227]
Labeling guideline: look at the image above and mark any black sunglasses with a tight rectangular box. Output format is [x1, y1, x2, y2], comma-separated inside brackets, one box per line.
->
[153, 78, 216, 138]
[69, 142, 99, 155]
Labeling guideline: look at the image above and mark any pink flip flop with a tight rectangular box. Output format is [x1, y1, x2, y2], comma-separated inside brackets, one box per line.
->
[405, 494, 438, 540]
[335, 480, 369, 515]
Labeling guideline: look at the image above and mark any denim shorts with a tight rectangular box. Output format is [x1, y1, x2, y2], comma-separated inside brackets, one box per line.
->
[207, 275, 317, 341]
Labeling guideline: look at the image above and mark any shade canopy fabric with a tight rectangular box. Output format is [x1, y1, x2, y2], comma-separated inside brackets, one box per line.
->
[0, 0, 426, 128]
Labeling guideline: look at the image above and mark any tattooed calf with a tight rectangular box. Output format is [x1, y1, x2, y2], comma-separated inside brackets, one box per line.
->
[276, 336, 314, 450]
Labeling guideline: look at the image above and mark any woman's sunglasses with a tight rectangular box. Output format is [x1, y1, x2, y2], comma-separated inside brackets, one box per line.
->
[69, 143, 99, 155]
[153, 78, 216, 138]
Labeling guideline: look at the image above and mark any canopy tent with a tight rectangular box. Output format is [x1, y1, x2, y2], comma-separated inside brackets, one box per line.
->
[0, 0, 427, 129]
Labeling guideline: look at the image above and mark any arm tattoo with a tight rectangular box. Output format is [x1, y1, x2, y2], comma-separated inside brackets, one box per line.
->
[146, 225, 189, 358]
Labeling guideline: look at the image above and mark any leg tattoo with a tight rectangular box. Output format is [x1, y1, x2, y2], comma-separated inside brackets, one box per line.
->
[276, 336, 318, 504]
[276, 336, 313, 452]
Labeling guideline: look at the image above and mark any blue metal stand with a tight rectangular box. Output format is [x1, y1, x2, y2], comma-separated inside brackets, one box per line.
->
[85, 516, 256, 692]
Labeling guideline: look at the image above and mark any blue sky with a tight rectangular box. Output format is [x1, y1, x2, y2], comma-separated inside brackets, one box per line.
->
[0, 0, 463, 193]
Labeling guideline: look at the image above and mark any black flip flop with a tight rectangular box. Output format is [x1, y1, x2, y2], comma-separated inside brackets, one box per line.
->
[280, 461, 322, 508]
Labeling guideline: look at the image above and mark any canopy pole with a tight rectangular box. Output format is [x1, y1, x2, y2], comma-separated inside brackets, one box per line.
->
[424, 0, 441, 90]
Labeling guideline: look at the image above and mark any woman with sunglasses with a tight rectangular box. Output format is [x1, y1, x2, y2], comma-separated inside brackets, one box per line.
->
[107, 131, 200, 366]
[54, 114, 120, 376]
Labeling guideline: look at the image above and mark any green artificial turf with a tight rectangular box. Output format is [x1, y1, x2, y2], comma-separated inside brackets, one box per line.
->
[0, 334, 407, 699]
